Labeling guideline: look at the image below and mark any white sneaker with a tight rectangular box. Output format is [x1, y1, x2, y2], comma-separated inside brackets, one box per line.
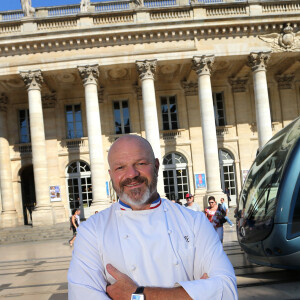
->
[229, 224, 234, 227]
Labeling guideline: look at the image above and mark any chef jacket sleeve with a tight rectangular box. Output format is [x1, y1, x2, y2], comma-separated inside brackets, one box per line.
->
[68, 218, 110, 300]
[178, 213, 238, 300]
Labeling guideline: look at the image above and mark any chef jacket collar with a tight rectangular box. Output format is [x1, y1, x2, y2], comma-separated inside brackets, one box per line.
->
[119, 195, 161, 211]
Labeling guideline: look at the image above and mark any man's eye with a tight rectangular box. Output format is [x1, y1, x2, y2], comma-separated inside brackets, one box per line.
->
[116, 166, 123, 170]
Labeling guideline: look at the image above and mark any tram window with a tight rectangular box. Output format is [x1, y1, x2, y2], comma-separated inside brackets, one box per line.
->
[291, 187, 300, 235]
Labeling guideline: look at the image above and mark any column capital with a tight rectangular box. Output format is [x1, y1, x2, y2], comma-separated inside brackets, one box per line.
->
[42, 91, 57, 109]
[229, 77, 249, 93]
[276, 74, 295, 89]
[181, 81, 198, 96]
[136, 59, 157, 81]
[78, 64, 99, 85]
[192, 55, 215, 76]
[0, 93, 8, 112]
[20, 70, 43, 90]
[248, 52, 271, 72]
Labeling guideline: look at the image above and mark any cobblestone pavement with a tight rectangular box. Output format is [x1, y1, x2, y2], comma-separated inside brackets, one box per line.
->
[0, 222, 299, 299]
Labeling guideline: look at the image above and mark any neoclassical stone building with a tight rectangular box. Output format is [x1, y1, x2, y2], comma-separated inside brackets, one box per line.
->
[0, 0, 300, 227]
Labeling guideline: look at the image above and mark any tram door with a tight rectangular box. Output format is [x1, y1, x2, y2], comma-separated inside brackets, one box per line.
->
[219, 149, 237, 203]
[162, 153, 189, 201]
[66, 161, 92, 219]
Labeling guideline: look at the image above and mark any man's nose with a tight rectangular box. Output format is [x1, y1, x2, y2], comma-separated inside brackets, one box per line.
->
[126, 165, 140, 178]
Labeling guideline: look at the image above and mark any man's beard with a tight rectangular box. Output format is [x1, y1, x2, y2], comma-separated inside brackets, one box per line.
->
[113, 172, 158, 208]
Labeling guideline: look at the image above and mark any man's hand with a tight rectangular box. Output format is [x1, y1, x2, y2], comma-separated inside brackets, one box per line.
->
[106, 264, 137, 300]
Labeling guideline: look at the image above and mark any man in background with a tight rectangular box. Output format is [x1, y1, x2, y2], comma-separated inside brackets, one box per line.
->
[220, 198, 234, 227]
[184, 193, 201, 212]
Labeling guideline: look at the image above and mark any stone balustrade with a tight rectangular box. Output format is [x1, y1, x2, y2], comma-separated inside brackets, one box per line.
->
[11, 143, 32, 160]
[0, 0, 296, 29]
[59, 138, 89, 154]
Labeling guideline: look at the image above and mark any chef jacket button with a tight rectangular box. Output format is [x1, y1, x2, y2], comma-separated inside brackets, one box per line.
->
[174, 261, 179, 266]
[131, 265, 136, 271]
[123, 234, 129, 239]
[164, 208, 168, 212]
[168, 230, 172, 235]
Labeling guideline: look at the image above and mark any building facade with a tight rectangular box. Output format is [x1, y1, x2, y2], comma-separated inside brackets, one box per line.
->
[0, 0, 300, 227]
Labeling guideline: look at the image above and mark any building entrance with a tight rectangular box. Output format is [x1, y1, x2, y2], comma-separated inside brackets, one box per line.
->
[20, 165, 36, 225]
[162, 152, 189, 202]
[66, 161, 92, 219]
[219, 149, 237, 204]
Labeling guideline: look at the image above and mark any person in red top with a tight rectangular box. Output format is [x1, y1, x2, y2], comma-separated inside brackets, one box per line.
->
[205, 196, 225, 243]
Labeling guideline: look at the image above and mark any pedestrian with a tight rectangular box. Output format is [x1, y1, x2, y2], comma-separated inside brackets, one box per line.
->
[225, 187, 231, 206]
[68, 135, 237, 299]
[184, 193, 201, 211]
[205, 196, 226, 243]
[220, 198, 234, 227]
[69, 208, 79, 247]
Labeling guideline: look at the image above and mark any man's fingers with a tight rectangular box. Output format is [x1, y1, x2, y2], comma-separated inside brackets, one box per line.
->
[201, 273, 209, 279]
[106, 264, 125, 281]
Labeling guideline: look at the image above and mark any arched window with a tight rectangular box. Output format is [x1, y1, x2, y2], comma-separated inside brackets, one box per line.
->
[66, 160, 92, 218]
[219, 149, 237, 203]
[162, 153, 189, 201]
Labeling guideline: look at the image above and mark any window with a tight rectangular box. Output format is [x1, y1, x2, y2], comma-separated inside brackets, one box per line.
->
[113, 100, 130, 134]
[213, 92, 226, 126]
[19, 109, 30, 143]
[67, 161, 92, 219]
[65, 104, 83, 139]
[163, 153, 189, 201]
[161, 96, 178, 130]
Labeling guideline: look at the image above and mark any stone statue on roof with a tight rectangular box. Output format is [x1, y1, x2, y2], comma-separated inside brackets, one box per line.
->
[21, 0, 35, 17]
[80, 0, 91, 13]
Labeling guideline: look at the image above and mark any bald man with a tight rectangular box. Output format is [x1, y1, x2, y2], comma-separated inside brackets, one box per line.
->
[68, 135, 237, 300]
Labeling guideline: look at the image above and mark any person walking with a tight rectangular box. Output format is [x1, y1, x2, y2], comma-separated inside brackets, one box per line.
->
[220, 198, 234, 227]
[69, 208, 79, 247]
[205, 196, 226, 243]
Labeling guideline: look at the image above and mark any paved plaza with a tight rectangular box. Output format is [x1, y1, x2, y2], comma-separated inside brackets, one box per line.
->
[0, 223, 299, 299]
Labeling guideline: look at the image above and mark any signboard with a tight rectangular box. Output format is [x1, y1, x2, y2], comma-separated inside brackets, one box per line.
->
[195, 173, 206, 189]
[50, 185, 61, 202]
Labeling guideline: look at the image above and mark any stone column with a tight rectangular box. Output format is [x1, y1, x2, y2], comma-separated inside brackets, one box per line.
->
[0, 94, 18, 228]
[192, 55, 223, 200]
[276, 74, 297, 127]
[136, 59, 165, 197]
[20, 70, 54, 226]
[248, 52, 272, 149]
[78, 65, 109, 212]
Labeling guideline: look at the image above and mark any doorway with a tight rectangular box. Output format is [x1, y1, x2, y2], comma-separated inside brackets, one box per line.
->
[219, 149, 237, 204]
[162, 152, 190, 202]
[66, 160, 92, 219]
[20, 165, 36, 225]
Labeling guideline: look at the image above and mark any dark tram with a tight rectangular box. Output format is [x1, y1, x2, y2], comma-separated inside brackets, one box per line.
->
[236, 117, 300, 269]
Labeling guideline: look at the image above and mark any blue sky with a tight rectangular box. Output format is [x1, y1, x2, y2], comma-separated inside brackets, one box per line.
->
[0, 0, 105, 11]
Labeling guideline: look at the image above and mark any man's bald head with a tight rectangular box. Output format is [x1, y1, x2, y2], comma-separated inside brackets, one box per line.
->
[108, 135, 156, 168]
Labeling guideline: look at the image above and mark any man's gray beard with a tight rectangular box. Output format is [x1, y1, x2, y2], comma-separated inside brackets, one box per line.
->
[120, 187, 151, 208]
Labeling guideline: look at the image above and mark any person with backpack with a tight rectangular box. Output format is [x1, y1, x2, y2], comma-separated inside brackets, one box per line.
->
[204, 196, 226, 243]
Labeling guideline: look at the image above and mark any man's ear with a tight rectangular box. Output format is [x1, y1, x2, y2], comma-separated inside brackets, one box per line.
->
[108, 169, 111, 177]
[154, 158, 160, 175]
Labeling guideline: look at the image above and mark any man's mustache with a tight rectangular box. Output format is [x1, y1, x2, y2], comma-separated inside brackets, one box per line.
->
[120, 176, 148, 187]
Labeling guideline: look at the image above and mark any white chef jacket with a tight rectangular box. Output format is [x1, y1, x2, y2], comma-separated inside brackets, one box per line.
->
[68, 198, 237, 300]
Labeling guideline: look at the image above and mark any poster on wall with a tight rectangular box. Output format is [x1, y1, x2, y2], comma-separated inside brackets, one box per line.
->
[50, 185, 61, 202]
[242, 170, 249, 183]
[195, 173, 206, 189]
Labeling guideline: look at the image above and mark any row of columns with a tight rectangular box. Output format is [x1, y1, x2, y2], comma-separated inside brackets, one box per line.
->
[0, 51, 273, 226]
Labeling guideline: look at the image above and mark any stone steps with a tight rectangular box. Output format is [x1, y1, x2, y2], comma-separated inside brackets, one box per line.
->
[0, 222, 74, 244]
